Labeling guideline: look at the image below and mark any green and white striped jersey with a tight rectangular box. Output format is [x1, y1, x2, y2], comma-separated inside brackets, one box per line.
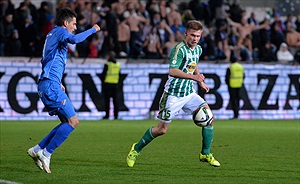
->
[165, 41, 202, 97]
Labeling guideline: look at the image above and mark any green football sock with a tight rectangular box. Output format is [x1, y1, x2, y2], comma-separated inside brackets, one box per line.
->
[134, 127, 155, 153]
[201, 126, 214, 155]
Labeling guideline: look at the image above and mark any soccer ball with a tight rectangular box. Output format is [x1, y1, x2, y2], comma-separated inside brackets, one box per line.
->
[193, 107, 213, 127]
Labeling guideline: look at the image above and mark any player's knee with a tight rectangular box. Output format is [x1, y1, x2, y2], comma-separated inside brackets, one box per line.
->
[68, 116, 79, 128]
[153, 127, 167, 137]
[158, 128, 168, 135]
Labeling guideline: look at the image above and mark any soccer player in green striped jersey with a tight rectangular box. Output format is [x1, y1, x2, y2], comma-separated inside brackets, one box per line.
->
[126, 20, 220, 167]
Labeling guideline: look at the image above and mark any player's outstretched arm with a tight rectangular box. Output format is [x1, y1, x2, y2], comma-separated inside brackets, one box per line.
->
[68, 24, 101, 44]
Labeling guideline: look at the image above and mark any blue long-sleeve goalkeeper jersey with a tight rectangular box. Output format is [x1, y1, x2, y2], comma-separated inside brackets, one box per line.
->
[39, 26, 96, 84]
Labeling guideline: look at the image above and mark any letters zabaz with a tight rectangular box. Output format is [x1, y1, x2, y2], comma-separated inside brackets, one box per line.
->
[0, 71, 299, 114]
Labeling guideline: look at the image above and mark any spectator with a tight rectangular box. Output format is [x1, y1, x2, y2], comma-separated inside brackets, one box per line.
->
[214, 0, 229, 28]
[116, 15, 130, 58]
[188, 0, 204, 22]
[66, 1, 76, 12]
[260, 41, 277, 62]
[112, 4, 123, 18]
[174, 29, 184, 42]
[23, 0, 38, 23]
[271, 12, 286, 34]
[143, 26, 164, 59]
[13, 2, 30, 31]
[87, 34, 102, 58]
[126, 1, 147, 58]
[140, 18, 152, 44]
[56, 0, 67, 11]
[258, 17, 272, 53]
[228, 26, 239, 48]
[81, 2, 92, 27]
[229, 0, 243, 23]
[198, 29, 208, 60]
[162, 33, 177, 59]
[0, 13, 15, 56]
[145, 0, 158, 22]
[158, 0, 167, 20]
[284, 14, 296, 30]
[4, 0, 298, 62]
[4, 29, 22, 56]
[96, 30, 106, 58]
[247, 12, 258, 26]
[41, 14, 54, 37]
[100, 2, 118, 55]
[151, 11, 161, 27]
[277, 42, 294, 63]
[157, 19, 173, 46]
[75, 14, 89, 58]
[137, 1, 150, 20]
[18, 14, 39, 57]
[166, 2, 182, 27]
[86, 12, 103, 57]
[35, 12, 54, 57]
[270, 23, 286, 52]
[0, 0, 15, 22]
[285, 22, 300, 57]
[226, 15, 268, 61]
[201, 24, 216, 60]
[181, 9, 195, 27]
[36, 1, 53, 36]
[215, 21, 230, 60]
[207, 0, 218, 18]
[170, 18, 185, 35]
[241, 34, 255, 61]
[73, 0, 85, 16]
[248, 12, 262, 61]
[215, 41, 227, 61]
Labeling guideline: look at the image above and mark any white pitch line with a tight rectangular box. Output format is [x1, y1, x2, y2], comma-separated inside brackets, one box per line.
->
[0, 179, 22, 184]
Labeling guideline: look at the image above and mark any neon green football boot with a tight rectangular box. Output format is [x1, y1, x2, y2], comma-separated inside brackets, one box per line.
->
[126, 143, 139, 167]
[199, 153, 221, 167]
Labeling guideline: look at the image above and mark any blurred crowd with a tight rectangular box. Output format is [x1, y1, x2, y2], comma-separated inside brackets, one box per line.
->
[1, 0, 299, 63]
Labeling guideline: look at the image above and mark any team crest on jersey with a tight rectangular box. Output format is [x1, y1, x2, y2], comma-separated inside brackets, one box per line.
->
[172, 60, 176, 65]
[62, 99, 66, 105]
[186, 61, 197, 74]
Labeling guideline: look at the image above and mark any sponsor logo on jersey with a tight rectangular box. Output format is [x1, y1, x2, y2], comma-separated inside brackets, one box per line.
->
[186, 61, 197, 74]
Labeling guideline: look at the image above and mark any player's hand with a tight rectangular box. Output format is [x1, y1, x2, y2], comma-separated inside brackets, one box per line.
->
[193, 74, 205, 83]
[93, 24, 101, 32]
[199, 82, 209, 93]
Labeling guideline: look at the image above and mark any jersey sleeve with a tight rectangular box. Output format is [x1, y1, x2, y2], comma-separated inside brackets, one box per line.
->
[169, 45, 184, 69]
[63, 28, 96, 44]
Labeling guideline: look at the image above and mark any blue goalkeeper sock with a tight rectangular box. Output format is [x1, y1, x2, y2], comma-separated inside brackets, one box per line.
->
[201, 126, 214, 155]
[45, 123, 74, 154]
[134, 127, 155, 153]
[38, 123, 63, 149]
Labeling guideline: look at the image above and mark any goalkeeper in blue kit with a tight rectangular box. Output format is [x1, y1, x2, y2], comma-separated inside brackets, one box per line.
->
[27, 8, 101, 173]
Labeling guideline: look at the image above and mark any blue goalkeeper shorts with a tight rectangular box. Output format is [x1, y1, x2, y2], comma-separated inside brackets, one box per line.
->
[38, 79, 76, 119]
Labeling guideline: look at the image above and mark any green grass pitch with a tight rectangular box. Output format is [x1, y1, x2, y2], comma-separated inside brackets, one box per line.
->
[0, 119, 299, 184]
